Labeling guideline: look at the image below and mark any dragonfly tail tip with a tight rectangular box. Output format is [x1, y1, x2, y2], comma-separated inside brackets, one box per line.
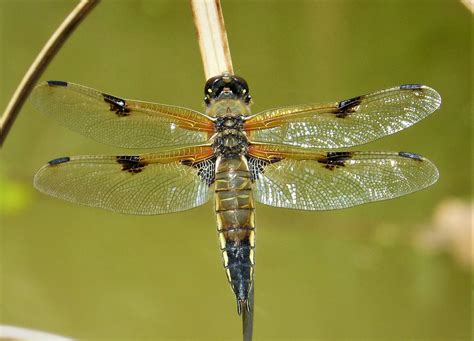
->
[236, 299, 251, 315]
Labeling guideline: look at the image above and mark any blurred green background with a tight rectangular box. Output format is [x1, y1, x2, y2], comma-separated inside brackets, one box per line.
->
[0, 0, 471, 340]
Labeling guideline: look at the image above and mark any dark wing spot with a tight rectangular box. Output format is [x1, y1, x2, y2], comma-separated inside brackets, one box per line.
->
[180, 156, 217, 186]
[48, 156, 70, 165]
[47, 80, 68, 87]
[398, 151, 423, 161]
[116, 155, 147, 173]
[318, 151, 353, 170]
[180, 159, 194, 167]
[103, 93, 130, 116]
[247, 155, 283, 181]
[400, 84, 423, 90]
[336, 95, 361, 117]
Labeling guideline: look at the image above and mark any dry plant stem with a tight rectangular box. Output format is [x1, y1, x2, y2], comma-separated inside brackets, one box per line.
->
[0, 0, 100, 147]
[242, 283, 254, 341]
[461, 0, 474, 13]
[190, 0, 233, 80]
[0, 325, 73, 341]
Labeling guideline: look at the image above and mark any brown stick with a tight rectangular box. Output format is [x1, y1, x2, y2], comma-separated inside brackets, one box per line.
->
[461, 0, 474, 13]
[242, 283, 254, 341]
[0, 0, 100, 147]
[190, 0, 233, 80]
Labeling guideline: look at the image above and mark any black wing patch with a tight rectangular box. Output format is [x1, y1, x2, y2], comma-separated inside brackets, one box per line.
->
[317, 151, 353, 170]
[336, 96, 362, 117]
[181, 156, 217, 186]
[103, 93, 130, 116]
[116, 155, 148, 173]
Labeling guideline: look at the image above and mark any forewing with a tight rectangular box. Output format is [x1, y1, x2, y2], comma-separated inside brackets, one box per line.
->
[245, 85, 441, 148]
[34, 146, 215, 215]
[248, 144, 439, 210]
[31, 81, 214, 148]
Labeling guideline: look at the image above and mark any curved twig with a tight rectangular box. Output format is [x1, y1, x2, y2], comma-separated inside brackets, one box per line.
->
[0, 0, 100, 147]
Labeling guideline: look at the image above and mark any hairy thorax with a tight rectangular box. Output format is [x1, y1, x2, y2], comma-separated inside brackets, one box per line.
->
[210, 99, 250, 158]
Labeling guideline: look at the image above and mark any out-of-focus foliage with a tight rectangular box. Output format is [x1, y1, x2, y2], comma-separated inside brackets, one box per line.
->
[0, 175, 32, 216]
[415, 198, 473, 269]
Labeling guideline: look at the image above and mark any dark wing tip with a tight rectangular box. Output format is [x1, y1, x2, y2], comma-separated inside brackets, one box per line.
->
[400, 84, 423, 90]
[398, 151, 423, 161]
[400, 84, 442, 110]
[46, 80, 68, 87]
[48, 156, 71, 165]
[398, 151, 440, 186]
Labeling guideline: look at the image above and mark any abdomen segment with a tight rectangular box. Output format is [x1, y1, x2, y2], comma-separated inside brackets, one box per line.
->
[214, 156, 255, 314]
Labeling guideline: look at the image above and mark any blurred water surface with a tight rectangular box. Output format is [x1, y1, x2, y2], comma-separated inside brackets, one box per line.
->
[0, 1, 471, 340]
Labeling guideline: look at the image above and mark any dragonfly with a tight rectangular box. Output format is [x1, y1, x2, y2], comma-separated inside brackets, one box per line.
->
[31, 74, 441, 314]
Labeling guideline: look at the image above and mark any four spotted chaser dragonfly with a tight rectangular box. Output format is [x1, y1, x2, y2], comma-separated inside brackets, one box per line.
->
[31, 74, 441, 314]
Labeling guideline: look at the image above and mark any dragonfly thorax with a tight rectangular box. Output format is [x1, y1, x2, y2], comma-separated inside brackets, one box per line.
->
[213, 129, 248, 158]
[213, 106, 248, 158]
[215, 114, 244, 131]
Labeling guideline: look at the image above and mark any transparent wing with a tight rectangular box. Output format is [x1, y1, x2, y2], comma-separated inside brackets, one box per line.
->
[31, 81, 214, 148]
[248, 144, 439, 210]
[34, 146, 215, 215]
[245, 85, 441, 149]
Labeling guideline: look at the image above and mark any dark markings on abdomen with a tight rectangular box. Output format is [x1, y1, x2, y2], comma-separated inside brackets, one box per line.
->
[225, 238, 252, 313]
[214, 156, 255, 314]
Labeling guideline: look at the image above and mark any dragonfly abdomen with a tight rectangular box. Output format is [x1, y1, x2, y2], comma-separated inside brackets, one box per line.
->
[214, 156, 255, 314]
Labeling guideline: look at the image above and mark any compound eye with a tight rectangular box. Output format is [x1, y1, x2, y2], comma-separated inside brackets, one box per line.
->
[204, 76, 221, 95]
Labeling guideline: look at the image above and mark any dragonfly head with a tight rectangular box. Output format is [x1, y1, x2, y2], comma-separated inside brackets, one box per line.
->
[204, 73, 251, 106]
